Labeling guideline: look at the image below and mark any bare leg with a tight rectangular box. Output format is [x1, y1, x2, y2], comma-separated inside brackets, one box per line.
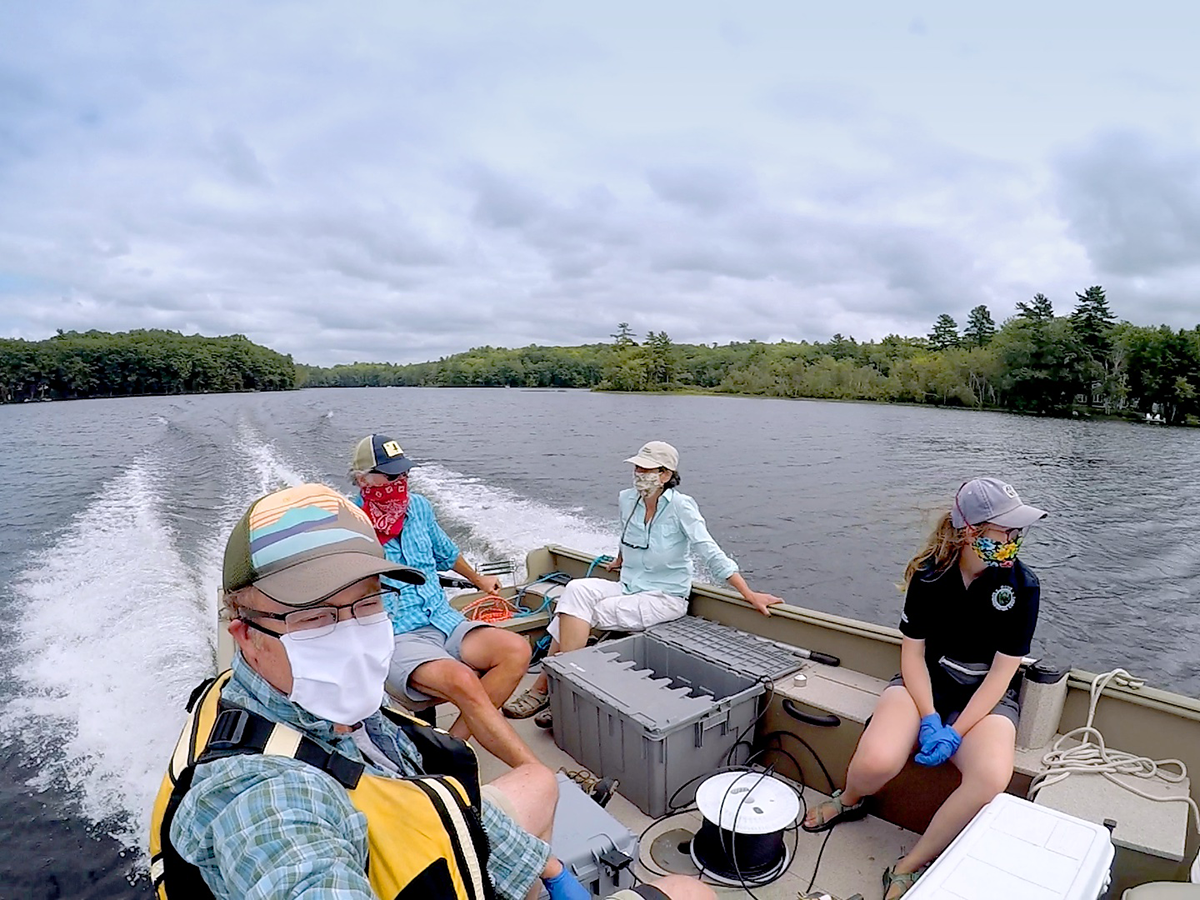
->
[802, 686, 919, 828]
[486, 764, 561, 900]
[410, 658, 539, 768]
[892, 714, 1015, 877]
[644, 875, 717, 900]
[529, 614, 590, 694]
[489, 762, 559, 842]
[458, 626, 531, 707]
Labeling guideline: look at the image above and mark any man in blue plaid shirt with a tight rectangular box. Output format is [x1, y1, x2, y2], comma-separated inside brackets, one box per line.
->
[167, 484, 594, 900]
[350, 434, 538, 770]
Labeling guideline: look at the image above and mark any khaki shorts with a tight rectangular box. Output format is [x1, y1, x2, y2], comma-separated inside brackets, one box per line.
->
[386, 620, 492, 702]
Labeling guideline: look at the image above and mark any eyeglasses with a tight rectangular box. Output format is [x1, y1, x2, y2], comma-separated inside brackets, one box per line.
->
[970, 524, 1026, 543]
[372, 470, 407, 482]
[953, 484, 1025, 543]
[237, 589, 391, 641]
[619, 505, 660, 550]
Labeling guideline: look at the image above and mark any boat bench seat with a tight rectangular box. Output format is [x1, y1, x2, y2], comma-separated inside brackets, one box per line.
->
[776, 661, 1193, 865]
[775, 661, 1085, 777]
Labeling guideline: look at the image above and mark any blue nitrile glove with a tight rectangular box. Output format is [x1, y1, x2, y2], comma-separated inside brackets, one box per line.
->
[914, 724, 962, 767]
[543, 864, 590, 900]
[918, 713, 942, 753]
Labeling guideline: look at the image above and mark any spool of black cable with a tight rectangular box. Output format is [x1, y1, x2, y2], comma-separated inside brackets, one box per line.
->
[689, 772, 799, 887]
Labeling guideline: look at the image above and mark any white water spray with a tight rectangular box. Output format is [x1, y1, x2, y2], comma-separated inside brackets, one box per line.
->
[1, 463, 213, 853]
[412, 463, 617, 577]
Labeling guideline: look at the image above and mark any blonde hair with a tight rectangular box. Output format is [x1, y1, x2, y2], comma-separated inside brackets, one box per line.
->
[903, 511, 969, 588]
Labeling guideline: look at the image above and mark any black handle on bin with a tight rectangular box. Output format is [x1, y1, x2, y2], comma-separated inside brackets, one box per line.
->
[782, 699, 841, 728]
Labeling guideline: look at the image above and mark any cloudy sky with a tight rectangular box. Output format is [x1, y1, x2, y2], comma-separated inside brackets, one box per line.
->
[2, 2, 1199, 365]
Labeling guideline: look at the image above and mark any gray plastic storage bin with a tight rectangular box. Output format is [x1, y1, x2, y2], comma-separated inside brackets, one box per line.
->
[543, 625, 772, 817]
[538, 773, 638, 899]
[647, 616, 809, 681]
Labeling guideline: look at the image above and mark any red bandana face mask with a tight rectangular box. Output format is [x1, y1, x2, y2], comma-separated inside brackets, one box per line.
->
[361, 478, 410, 543]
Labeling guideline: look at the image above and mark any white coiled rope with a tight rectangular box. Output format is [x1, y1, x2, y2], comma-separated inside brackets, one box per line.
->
[1027, 668, 1199, 837]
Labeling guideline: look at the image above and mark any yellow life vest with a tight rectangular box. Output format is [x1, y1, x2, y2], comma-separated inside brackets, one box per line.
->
[148, 671, 495, 900]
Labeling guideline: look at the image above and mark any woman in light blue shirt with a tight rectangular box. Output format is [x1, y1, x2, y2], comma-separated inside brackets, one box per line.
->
[503, 440, 783, 722]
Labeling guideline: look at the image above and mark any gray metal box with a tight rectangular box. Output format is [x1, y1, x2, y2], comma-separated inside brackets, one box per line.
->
[539, 773, 638, 899]
[544, 620, 777, 818]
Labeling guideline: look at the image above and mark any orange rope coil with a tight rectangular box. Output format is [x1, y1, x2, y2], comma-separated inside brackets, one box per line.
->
[462, 593, 521, 623]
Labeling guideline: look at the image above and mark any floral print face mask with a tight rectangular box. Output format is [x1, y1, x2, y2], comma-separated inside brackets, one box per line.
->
[971, 534, 1023, 567]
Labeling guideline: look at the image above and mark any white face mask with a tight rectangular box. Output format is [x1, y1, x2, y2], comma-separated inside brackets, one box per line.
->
[633, 470, 663, 497]
[280, 617, 395, 725]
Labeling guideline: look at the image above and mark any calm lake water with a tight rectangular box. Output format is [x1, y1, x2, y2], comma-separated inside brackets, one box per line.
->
[2, 387, 1198, 898]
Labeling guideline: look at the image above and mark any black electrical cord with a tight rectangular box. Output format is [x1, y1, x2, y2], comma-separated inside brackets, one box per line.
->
[807, 828, 836, 894]
[632, 674, 848, 896]
[715, 766, 774, 900]
[718, 675, 775, 766]
[636, 807, 702, 879]
[758, 728, 838, 793]
[753, 728, 843, 893]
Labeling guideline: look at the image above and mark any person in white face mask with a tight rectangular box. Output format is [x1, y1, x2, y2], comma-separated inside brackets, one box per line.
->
[155, 484, 601, 900]
[504, 441, 784, 725]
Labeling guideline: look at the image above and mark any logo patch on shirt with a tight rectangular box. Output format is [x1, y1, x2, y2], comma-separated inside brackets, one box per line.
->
[991, 585, 1016, 612]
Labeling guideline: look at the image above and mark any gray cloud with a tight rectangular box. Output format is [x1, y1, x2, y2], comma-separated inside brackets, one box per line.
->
[1053, 130, 1200, 277]
[1, 3, 1199, 364]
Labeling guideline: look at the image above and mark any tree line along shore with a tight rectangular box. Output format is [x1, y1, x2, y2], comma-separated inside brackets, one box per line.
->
[4, 287, 1199, 424]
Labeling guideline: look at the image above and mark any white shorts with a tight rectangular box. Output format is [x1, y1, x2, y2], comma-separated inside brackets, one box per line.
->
[547, 577, 687, 641]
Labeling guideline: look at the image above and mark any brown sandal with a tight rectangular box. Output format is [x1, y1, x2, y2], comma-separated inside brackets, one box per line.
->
[502, 688, 548, 718]
[801, 789, 868, 833]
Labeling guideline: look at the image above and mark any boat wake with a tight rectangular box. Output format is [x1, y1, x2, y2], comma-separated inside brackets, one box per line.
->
[0, 462, 215, 856]
[0, 425, 314, 865]
[413, 463, 617, 579]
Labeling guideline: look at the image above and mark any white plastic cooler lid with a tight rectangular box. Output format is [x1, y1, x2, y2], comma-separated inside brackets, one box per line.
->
[905, 793, 1114, 900]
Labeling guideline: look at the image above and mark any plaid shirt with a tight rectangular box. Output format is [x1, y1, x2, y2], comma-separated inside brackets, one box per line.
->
[354, 492, 467, 637]
[171, 652, 549, 900]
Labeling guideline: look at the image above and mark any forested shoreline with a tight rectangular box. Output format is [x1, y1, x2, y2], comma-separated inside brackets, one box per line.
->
[298, 287, 1200, 425]
[0, 330, 295, 402]
[6, 287, 1200, 424]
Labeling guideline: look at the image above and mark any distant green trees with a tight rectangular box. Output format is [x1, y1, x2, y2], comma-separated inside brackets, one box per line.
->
[928, 314, 960, 351]
[296, 287, 1200, 424]
[0, 330, 295, 402]
[28, 289, 1187, 422]
[963, 305, 996, 347]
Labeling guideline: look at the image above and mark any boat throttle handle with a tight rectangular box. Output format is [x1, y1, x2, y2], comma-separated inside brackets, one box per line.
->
[796, 649, 840, 667]
[782, 699, 841, 728]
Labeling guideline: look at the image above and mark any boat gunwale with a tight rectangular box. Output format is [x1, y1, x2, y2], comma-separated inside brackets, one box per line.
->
[538, 543, 1200, 723]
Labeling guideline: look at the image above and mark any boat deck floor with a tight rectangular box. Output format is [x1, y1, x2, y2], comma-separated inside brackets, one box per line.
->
[437, 674, 920, 900]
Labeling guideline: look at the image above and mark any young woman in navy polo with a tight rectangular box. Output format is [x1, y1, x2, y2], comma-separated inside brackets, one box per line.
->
[801, 478, 1048, 900]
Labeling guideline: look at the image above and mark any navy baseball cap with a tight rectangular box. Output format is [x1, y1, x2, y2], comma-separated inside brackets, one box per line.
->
[352, 434, 416, 476]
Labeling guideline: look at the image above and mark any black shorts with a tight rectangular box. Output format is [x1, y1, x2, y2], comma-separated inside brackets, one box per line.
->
[886, 674, 1020, 728]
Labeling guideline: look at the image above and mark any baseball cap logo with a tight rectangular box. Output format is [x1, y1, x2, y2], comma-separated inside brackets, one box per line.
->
[382, 440, 402, 458]
[1003, 484, 1018, 499]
